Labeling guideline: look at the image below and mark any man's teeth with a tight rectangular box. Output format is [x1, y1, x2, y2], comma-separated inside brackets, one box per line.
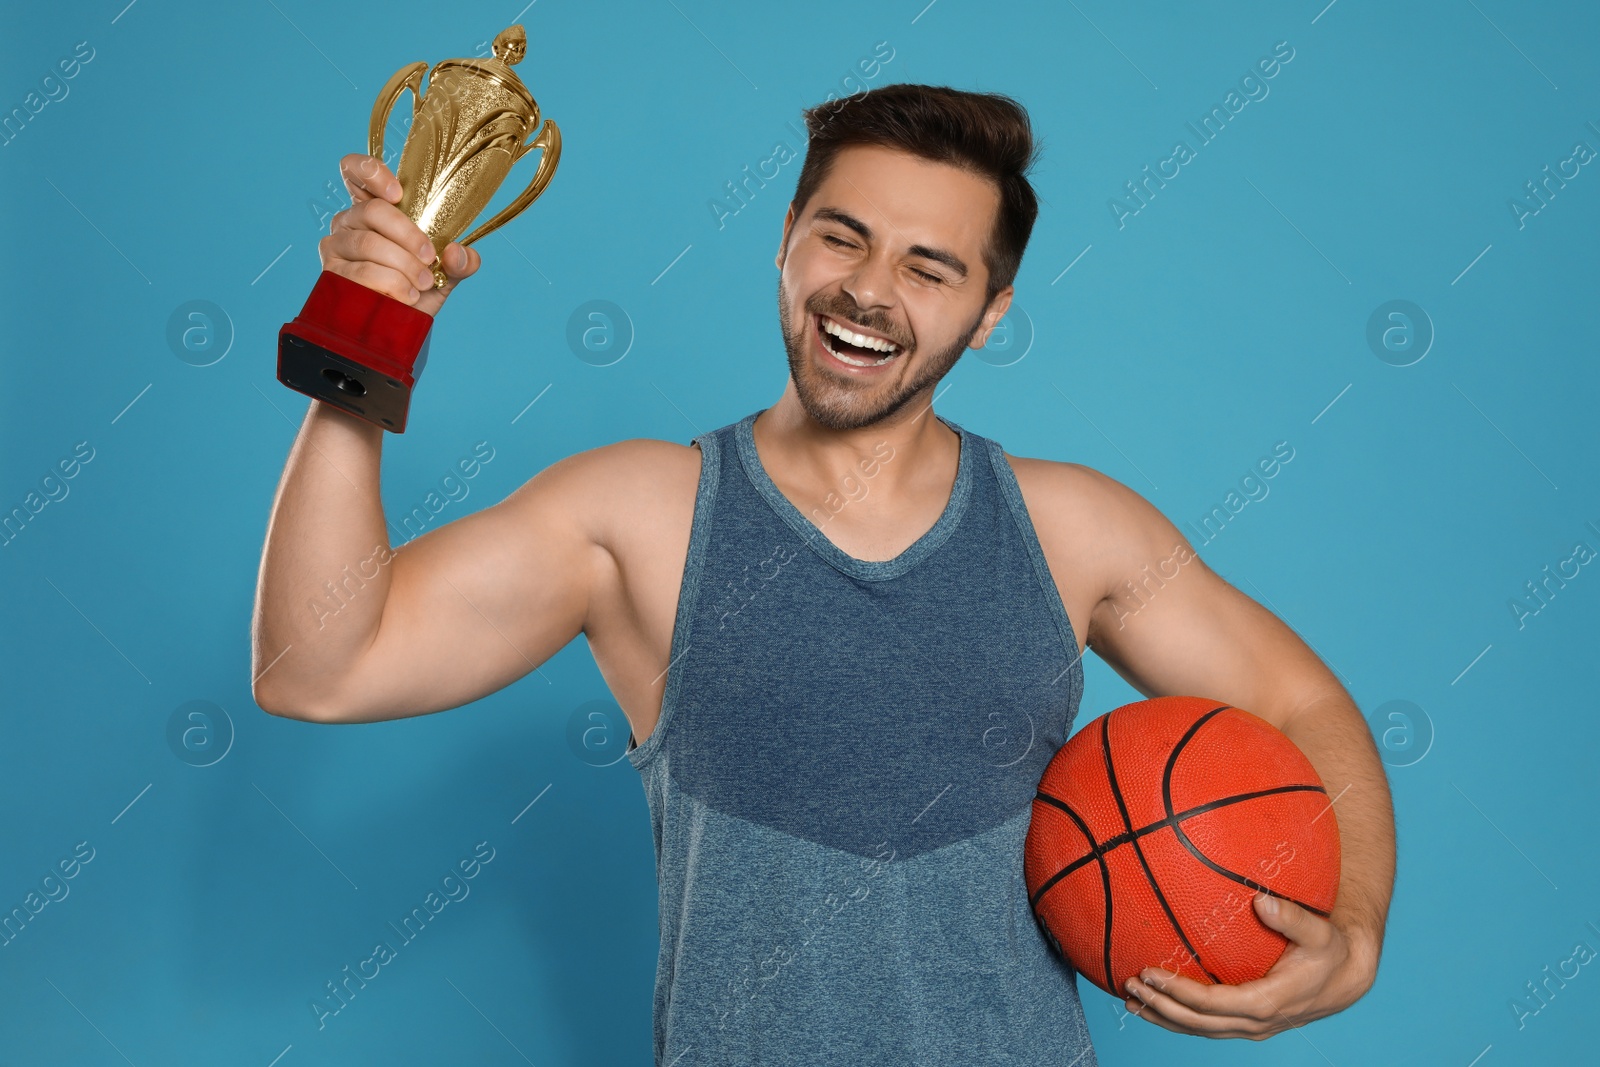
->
[821, 316, 899, 354]
[828, 343, 895, 367]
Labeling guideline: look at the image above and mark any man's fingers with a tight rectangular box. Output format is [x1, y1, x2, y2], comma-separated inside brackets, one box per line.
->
[1122, 995, 1188, 1035]
[1138, 967, 1282, 1023]
[1125, 978, 1270, 1039]
[340, 153, 401, 204]
[1254, 893, 1330, 950]
[331, 199, 437, 268]
[320, 228, 437, 294]
[439, 242, 480, 281]
[1137, 969, 1236, 1014]
[320, 156, 478, 311]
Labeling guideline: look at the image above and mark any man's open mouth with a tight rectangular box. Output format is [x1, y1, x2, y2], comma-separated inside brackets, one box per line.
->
[816, 313, 902, 368]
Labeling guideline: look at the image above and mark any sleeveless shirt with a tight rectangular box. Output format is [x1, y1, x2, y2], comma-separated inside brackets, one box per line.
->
[625, 408, 1099, 1066]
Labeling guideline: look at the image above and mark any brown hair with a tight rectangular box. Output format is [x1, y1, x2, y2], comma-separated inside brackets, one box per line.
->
[789, 83, 1042, 305]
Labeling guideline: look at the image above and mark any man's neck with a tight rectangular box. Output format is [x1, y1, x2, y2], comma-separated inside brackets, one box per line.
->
[752, 386, 961, 528]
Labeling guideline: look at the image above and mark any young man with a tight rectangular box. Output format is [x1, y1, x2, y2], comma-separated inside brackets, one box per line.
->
[254, 84, 1393, 1063]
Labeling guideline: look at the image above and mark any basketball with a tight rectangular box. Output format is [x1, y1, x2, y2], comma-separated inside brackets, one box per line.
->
[1024, 695, 1340, 997]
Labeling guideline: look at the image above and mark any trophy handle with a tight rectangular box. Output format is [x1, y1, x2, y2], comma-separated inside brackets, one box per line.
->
[368, 61, 428, 162]
[459, 118, 562, 248]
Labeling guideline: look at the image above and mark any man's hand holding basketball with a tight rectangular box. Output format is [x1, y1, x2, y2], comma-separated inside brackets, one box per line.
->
[320, 153, 481, 318]
[1120, 893, 1378, 1040]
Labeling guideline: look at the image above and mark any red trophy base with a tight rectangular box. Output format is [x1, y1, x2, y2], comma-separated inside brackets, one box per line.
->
[277, 271, 434, 433]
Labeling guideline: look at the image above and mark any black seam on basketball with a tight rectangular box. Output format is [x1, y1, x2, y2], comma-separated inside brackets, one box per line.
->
[1028, 705, 1336, 980]
[1165, 783, 1326, 821]
[1028, 793, 1094, 907]
[1032, 784, 1325, 888]
[1167, 831, 1334, 918]
[1161, 705, 1333, 919]
[1101, 715, 1220, 984]
[1028, 795, 1088, 906]
[1025, 790, 1115, 991]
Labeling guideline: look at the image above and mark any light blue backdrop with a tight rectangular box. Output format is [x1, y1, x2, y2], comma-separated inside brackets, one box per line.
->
[2, 0, 1595, 1063]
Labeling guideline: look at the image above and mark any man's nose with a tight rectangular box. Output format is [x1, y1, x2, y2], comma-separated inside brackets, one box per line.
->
[842, 251, 897, 313]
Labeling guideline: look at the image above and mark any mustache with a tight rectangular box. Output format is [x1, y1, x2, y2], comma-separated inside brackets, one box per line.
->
[807, 298, 907, 349]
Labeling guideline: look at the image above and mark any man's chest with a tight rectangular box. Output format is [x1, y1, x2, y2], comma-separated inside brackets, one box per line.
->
[584, 446, 1108, 750]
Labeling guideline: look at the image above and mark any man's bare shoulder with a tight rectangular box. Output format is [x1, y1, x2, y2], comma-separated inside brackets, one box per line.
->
[1004, 452, 1122, 525]
[511, 436, 700, 497]
[525, 436, 702, 557]
[586, 436, 703, 483]
[1001, 450, 1182, 565]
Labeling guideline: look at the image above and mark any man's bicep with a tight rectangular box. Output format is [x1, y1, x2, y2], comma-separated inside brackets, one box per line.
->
[1084, 475, 1333, 724]
[327, 450, 612, 723]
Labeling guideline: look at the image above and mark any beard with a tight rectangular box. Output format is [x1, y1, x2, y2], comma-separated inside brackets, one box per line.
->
[777, 273, 987, 432]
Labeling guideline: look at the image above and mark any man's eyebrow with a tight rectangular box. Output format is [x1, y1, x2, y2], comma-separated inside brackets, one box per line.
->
[811, 206, 969, 278]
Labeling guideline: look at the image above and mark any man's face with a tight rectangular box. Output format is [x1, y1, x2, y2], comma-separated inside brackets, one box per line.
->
[774, 143, 1014, 431]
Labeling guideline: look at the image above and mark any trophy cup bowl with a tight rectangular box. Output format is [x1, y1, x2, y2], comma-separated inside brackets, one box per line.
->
[277, 25, 561, 433]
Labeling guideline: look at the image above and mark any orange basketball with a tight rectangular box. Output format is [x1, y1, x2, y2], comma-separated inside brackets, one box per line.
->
[1024, 695, 1340, 997]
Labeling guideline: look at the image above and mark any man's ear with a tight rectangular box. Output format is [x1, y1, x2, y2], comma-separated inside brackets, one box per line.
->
[776, 202, 797, 270]
[967, 286, 1015, 349]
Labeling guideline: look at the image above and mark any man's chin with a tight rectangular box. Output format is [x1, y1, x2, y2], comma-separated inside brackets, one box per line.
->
[790, 364, 906, 431]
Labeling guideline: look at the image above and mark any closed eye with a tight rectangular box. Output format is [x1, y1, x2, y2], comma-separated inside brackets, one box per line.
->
[822, 236, 944, 284]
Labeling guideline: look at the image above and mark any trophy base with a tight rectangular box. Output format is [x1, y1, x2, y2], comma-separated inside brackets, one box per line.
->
[278, 335, 426, 432]
[277, 271, 434, 434]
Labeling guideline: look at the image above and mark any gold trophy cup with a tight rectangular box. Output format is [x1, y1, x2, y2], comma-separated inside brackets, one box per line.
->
[278, 24, 561, 432]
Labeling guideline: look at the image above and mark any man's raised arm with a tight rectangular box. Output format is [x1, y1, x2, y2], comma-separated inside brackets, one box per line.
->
[251, 154, 603, 724]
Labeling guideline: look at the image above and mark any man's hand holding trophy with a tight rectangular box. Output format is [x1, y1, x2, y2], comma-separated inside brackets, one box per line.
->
[277, 24, 560, 433]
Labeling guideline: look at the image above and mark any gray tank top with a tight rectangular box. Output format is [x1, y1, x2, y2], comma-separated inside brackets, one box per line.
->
[626, 408, 1098, 1065]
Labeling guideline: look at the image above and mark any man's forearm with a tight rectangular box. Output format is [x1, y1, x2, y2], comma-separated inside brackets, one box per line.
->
[1279, 689, 1396, 971]
[252, 399, 393, 718]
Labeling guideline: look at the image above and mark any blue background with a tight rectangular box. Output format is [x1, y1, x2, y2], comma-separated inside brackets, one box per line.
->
[2, 0, 1596, 1063]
